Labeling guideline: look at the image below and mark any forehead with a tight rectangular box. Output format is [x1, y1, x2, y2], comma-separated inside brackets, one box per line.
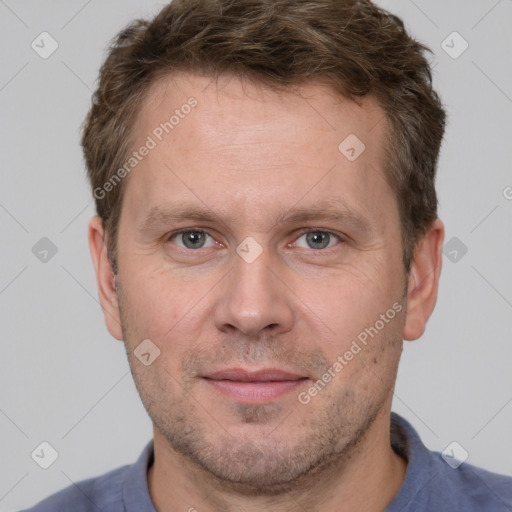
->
[139, 72, 385, 141]
[122, 71, 395, 233]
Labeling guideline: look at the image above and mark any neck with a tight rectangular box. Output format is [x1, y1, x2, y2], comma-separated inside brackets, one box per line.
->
[147, 408, 407, 512]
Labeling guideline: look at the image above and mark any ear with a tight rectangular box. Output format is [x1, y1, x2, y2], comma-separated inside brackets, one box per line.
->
[88, 216, 123, 340]
[403, 218, 444, 341]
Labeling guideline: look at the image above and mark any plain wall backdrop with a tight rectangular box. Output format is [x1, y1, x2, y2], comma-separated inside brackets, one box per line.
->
[1, 0, 511, 510]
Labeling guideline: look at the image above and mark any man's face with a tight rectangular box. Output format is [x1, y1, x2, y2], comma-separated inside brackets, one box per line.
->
[113, 73, 408, 490]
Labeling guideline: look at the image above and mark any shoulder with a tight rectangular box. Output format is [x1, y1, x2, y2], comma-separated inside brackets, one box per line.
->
[22, 440, 154, 512]
[21, 464, 129, 512]
[389, 413, 512, 512]
[428, 453, 512, 510]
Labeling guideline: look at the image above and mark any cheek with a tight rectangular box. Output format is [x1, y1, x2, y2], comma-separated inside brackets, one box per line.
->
[298, 265, 398, 342]
[119, 267, 216, 367]
[118, 267, 184, 343]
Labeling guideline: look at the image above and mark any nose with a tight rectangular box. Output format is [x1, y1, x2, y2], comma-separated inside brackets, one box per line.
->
[214, 247, 295, 337]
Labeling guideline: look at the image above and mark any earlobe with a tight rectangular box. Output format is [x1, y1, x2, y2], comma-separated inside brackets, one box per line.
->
[403, 219, 445, 341]
[88, 216, 124, 340]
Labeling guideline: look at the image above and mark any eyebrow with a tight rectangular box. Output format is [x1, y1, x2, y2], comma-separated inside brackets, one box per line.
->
[137, 200, 373, 234]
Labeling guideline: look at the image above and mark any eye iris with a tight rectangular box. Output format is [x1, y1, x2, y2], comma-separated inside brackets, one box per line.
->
[306, 232, 330, 249]
[182, 231, 206, 249]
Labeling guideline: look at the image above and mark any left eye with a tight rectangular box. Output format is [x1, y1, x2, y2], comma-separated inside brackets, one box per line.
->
[170, 230, 216, 249]
[294, 231, 340, 250]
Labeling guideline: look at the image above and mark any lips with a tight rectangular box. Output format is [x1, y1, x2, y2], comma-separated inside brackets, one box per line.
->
[204, 368, 306, 382]
[202, 368, 309, 404]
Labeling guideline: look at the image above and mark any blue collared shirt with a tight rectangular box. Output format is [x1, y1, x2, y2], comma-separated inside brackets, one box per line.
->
[23, 413, 512, 511]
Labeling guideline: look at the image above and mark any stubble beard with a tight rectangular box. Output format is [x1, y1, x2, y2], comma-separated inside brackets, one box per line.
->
[117, 283, 403, 496]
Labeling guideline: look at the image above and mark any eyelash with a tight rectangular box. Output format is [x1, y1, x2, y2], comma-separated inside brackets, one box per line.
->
[166, 228, 344, 250]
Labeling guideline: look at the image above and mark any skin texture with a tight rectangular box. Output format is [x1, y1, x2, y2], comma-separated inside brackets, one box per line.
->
[89, 72, 444, 511]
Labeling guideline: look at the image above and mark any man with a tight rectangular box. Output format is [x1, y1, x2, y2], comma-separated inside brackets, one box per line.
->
[25, 0, 512, 510]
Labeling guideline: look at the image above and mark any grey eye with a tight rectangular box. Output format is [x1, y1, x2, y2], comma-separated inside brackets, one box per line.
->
[173, 230, 214, 249]
[295, 231, 339, 250]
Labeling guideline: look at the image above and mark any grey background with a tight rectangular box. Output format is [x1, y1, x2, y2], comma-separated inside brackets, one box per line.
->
[1, 0, 511, 510]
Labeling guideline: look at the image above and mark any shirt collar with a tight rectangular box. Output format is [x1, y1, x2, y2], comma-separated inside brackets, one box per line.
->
[122, 439, 156, 511]
[386, 412, 435, 511]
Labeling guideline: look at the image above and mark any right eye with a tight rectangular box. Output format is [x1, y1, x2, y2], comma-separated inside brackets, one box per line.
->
[167, 229, 217, 250]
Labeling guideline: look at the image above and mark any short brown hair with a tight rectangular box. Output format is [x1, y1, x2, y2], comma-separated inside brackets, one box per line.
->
[82, 0, 446, 275]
